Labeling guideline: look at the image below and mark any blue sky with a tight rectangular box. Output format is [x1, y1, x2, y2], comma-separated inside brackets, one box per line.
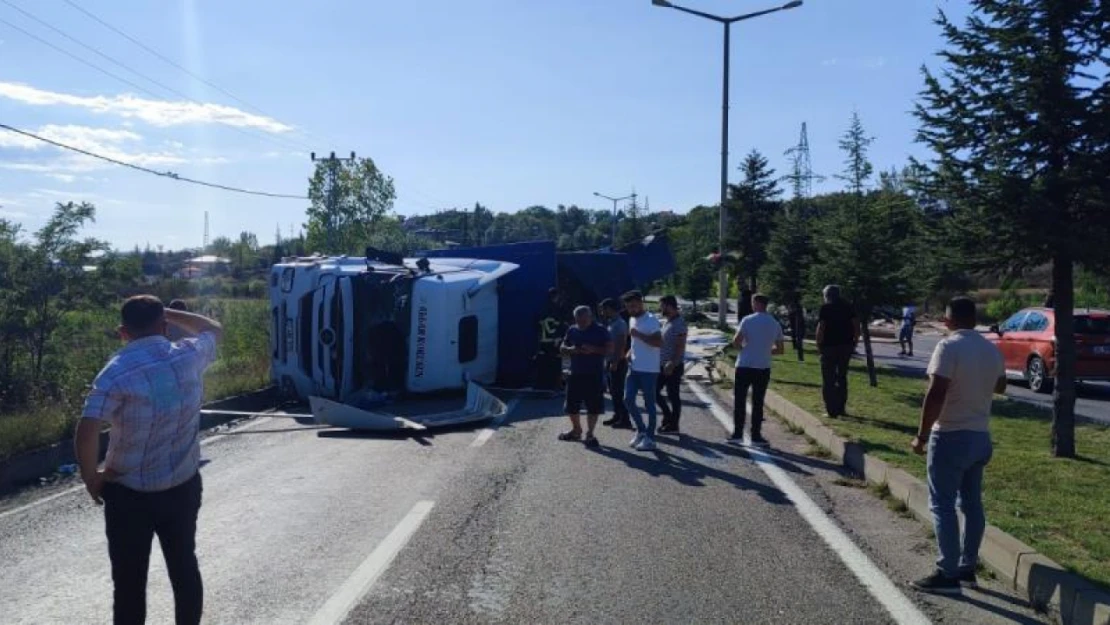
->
[0, 0, 969, 250]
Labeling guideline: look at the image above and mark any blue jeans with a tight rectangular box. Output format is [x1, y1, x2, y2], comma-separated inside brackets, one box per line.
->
[624, 370, 658, 437]
[927, 430, 993, 578]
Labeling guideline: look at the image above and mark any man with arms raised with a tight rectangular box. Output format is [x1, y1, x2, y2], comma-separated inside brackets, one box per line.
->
[76, 295, 223, 625]
[910, 296, 1005, 594]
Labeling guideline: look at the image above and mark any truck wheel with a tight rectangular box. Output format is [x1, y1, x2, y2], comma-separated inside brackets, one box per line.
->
[1026, 356, 1054, 394]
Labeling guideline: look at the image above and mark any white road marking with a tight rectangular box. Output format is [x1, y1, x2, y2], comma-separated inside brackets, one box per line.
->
[687, 381, 933, 625]
[307, 500, 435, 625]
[470, 398, 520, 448]
[0, 415, 275, 522]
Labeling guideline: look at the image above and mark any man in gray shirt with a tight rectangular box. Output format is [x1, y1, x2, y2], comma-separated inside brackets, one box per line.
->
[600, 298, 631, 429]
[656, 295, 688, 434]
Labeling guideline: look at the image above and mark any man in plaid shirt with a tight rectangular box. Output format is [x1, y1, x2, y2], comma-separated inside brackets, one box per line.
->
[76, 295, 223, 625]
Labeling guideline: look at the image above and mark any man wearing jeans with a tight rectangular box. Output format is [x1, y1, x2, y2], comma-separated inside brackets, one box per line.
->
[621, 290, 662, 452]
[76, 295, 223, 624]
[910, 296, 1005, 594]
[730, 294, 784, 446]
[656, 295, 688, 434]
[599, 299, 631, 429]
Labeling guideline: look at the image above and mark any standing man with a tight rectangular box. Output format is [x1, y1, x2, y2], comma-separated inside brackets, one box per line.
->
[535, 287, 568, 391]
[899, 302, 917, 357]
[656, 295, 688, 434]
[558, 305, 612, 448]
[730, 294, 784, 446]
[76, 295, 223, 625]
[622, 290, 662, 452]
[911, 296, 1006, 594]
[599, 298, 631, 429]
[816, 284, 859, 418]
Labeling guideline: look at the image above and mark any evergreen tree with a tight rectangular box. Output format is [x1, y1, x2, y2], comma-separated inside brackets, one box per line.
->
[761, 202, 813, 360]
[914, 0, 1110, 457]
[725, 150, 781, 294]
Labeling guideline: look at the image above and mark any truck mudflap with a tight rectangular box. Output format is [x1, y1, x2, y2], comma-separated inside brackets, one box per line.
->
[308, 382, 508, 431]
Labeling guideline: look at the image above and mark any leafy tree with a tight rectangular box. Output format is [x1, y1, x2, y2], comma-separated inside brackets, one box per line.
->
[725, 150, 781, 293]
[761, 202, 813, 360]
[305, 156, 397, 254]
[914, 0, 1110, 457]
[680, 253, 714, 313]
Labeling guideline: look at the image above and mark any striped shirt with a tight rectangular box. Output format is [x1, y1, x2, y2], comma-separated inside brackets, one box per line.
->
[81, 332, 218, 492]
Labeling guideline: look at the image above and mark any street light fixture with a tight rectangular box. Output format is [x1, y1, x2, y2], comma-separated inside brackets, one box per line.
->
[653, 0, 803, 326]
[594, 191, 636, 249]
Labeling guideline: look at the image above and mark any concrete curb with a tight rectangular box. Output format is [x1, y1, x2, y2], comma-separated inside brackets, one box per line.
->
[712, 360, 1109, 625]
[0, 387, 278, 496]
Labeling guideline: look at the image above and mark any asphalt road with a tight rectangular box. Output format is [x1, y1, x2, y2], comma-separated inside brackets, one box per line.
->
[868, 332, 1110, 426]
[0, 385, 1048, 625]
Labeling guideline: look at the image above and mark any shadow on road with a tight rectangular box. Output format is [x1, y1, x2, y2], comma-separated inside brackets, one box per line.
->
[944, 587, 1043, 625]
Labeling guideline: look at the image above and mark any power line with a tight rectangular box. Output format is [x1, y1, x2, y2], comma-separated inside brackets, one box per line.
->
[0, 0, 311, 153]
[1, 122, 308, 200]
[59, 0, 338, 148]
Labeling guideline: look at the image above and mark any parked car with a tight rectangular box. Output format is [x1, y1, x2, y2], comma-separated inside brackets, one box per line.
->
[987, 307, 1110, 393]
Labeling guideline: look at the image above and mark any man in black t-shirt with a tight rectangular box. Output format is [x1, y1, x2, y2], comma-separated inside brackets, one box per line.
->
[559, 305, 612, 448]
[816, 285, 859, 418]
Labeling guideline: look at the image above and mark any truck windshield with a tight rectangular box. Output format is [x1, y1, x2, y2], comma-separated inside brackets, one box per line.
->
[351, 272, 412, 393]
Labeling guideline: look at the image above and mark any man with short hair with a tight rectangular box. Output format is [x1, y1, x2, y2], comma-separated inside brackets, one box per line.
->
[622, 290, 662, 452]
[911, 296, 1006, 594]
[599, 298, 631, 429]
[656, 295, 688, 434]
[730, 294, 784, 446]
[535, 287, 569, 391]
[559, 305, 612, 448]
[76, 295, 223, 625]
[816, 284, 859, 417]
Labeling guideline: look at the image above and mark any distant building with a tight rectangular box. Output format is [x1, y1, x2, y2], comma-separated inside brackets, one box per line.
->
[175, 255, 230, 279]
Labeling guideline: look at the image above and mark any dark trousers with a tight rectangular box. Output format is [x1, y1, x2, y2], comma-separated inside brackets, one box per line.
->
[820, 344, 854, 416]
[608, 361, 629, 423]
[734, 367, 771, 438]
[103, 473, 203, 625]
[656, 368, 683, 427]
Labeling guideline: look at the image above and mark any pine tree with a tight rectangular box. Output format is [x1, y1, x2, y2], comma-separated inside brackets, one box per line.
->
[914, 0, 1110, 457]
[725, 150, 781, 296]
[761, 203, 813, 360]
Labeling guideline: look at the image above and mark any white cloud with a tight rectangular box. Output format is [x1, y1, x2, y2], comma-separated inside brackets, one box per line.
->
[0, 123, 191, 174]
[0, 81, 294, 133]
[46, 173, 77, 183]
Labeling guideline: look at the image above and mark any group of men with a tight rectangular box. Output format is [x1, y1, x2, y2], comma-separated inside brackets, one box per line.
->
[556, 291, 688, 452]
[75, 286, 1007, 621]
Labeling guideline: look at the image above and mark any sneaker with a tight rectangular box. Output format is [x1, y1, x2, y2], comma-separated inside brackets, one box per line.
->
[611, 420, 633, 430]
[630, 433, 645, 448]
[602, 417, 618, 426]
[558, 431, 582, 442]
[584, 435, 600, 449]
[635, 436, 657, 452]
[749, 436, 770, 447]
[658, 424, 679, 434]
[911, 570, 961, 595]
[727, 434, 744, 444]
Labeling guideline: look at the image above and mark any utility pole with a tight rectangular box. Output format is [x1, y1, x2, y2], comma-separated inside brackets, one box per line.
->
[311, 151, 357, 254]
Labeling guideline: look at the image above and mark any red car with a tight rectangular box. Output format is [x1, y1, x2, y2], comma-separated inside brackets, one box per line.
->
[988, 307, 1110, 393]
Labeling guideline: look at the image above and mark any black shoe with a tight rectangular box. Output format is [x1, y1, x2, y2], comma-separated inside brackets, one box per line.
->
[911, 570, 961, 595]
[957, 569, 978, 587]
[749, 436, 770, 447]
[602, 417, 618, 426]
[558, 431, 582, 442]
[727, 434, 744, 443]
[658, 424, 679, 434]
[584, 435, 600, 449]
[610, 420, 633, 430]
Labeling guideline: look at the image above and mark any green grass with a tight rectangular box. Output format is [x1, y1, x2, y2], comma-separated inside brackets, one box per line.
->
[0, 299, 271, 460]
[725, 346, 1110, 588]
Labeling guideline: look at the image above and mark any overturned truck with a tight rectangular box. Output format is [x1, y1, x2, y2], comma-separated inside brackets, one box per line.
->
[267, 234, 675, 429]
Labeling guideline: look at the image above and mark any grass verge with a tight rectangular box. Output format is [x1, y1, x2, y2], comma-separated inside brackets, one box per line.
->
[723, 345, 1110, 588]
[0, 299, 271, 460]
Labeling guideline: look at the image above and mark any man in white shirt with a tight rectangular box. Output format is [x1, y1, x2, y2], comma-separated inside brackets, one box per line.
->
[910, 296, 1006, 595]
[730, 294, 784, 446]
[621, 290, 663, 451]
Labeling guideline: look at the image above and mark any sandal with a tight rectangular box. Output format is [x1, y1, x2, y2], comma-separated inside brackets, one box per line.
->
[558, 431, 582, 442]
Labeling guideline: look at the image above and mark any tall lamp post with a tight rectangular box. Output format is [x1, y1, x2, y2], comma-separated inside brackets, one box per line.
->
[593, 191, 636, 249]
[652, 0, 803, 326]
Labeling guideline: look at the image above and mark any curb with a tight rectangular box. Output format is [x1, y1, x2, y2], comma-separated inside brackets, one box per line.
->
[712, 360, 1110, 625]
[0, 387, 278, 496]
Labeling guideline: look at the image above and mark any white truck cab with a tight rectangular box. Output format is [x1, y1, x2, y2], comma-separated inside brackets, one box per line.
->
[269, 254, 517, 402]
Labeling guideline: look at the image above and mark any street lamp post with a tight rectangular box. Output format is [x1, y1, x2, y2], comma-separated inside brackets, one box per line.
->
[652, 0, 803, 326]
[593, 191, 636, 249]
